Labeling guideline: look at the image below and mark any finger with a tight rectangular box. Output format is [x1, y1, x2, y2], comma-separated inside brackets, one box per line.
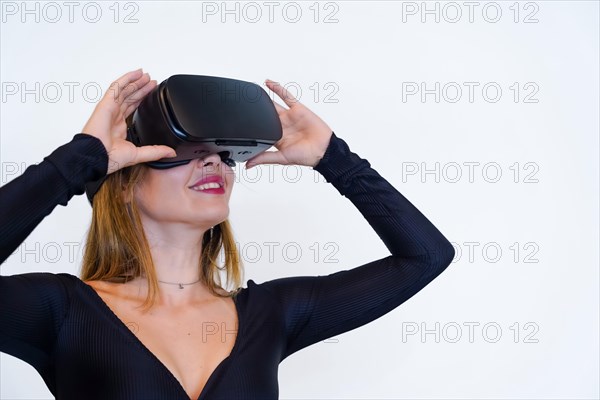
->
[105, 68, 144, 106]
[119, 72, 151, 107]
[123, 100, 138, 121]
[120, 73, 150, 105]
[122, 79, 157, 117]
[265, 79, 301, 108]
[272, 100, 287, 115]
[245, 150, 288, 169]
[123, 80, 157, 118]
[134, 145, 177, 164]
[117, 70, 148, 105]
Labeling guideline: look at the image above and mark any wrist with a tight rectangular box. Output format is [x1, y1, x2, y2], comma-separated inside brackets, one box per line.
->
[311, 131, 334, 168]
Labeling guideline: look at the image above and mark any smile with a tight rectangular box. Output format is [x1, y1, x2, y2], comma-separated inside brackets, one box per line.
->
[190, 182, 225, 194]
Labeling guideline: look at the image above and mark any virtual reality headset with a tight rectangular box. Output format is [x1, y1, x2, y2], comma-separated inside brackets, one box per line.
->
[84, 74, 283, 206]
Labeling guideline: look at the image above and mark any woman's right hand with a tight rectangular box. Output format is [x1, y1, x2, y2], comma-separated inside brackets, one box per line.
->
[81, 68, 177, 175]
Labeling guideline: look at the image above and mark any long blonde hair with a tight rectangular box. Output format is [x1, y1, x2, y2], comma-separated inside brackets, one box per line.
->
[80, 159, 243, 313]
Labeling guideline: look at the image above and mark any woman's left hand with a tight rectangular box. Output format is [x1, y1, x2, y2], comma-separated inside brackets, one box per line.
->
[245, 79, 334, 169]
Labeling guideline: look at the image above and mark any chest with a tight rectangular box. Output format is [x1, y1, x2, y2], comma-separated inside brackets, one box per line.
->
[87, 283, 239, 400]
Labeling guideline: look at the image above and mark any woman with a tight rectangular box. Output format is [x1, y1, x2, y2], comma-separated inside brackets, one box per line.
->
[0, 69, 455, 400]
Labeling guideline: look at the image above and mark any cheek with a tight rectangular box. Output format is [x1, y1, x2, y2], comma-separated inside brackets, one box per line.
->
[135, 173, 185, 215]
[224, 167, 236, 189]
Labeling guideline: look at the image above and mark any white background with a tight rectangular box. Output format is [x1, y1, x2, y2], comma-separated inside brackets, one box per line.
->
[1, 1, 598, 399]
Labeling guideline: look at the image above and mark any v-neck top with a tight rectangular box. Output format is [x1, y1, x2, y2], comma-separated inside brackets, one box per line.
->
[0, 131, 455, 399]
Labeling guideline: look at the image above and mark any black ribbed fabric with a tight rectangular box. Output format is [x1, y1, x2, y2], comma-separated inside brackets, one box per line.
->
[0, 132, 455, 400]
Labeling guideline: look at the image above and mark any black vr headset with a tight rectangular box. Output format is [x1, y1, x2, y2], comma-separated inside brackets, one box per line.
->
[84, 74, 283, 206]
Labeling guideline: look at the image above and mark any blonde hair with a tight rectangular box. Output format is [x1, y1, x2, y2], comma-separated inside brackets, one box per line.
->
[80, 161, 243, 313]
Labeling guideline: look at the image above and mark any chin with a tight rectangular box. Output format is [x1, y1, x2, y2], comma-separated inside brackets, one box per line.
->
[188, 206, 229, 224]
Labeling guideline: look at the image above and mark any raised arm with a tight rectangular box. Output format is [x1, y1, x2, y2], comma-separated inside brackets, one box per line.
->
[1, 69, 179, 265]
[0, 69, 175, 372]
[243, 80, 455, 361]
[259, 132, 455, 360]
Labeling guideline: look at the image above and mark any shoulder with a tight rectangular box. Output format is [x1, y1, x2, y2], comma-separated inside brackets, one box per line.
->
[1, 271, 79, 290]
[0, 272, 80, 313]
[82, 278, 142, 304]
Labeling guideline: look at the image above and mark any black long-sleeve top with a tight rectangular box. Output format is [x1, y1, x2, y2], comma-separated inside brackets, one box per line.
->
[0, 132, 455, 399]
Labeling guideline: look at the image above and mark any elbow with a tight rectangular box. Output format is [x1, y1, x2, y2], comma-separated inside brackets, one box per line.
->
[440, 242, 455, 268]
[427, 241, 456, 278]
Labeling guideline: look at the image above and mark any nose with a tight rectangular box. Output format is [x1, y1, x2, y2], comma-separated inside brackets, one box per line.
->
[196, 153, 222, 169]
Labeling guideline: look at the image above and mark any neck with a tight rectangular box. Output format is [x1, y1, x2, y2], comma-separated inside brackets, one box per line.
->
[132, 219, 214, 307]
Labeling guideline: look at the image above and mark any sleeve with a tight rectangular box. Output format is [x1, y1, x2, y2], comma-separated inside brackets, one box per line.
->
[0, 133, 108, 264]
[0, 133, 108, 366]
[259, 132, 456, 360]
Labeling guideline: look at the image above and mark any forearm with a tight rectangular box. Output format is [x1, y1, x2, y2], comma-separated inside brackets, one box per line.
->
[0, 133, 108, 265]
[312, 132, 454, 265]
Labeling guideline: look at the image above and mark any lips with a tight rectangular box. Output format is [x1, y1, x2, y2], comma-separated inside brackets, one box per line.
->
[188, 174, 224, 189]
[189, 175, 225, 194]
